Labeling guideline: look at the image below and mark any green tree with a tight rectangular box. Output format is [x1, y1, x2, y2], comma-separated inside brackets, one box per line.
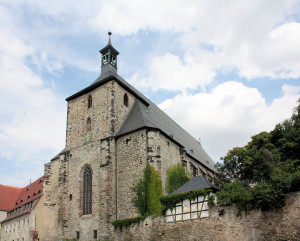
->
[166, 163, 190, 194]
[132, 162, 163, 216]
[215, 99, 300, 211]
[216, 181, 252, 213]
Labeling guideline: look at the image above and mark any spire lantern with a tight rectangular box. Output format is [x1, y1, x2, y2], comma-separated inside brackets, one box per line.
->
[99, 32, 119, 75]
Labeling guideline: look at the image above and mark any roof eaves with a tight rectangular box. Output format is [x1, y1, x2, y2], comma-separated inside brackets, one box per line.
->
[50, 148, 67, 161]
[99, 44, 119, 55]
[66, 74, 149, 107]
[185, 152, 216, 173]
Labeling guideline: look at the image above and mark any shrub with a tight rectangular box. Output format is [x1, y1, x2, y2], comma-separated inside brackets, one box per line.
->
[166, 163, 190, 194]
[208, 195, 216, 207]
[251, 182, 286, 211]
[289, 170, 300, 192]
[216, 181, 252, 214]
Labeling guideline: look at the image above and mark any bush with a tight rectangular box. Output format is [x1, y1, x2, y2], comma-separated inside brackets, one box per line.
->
[289, 171, 300, 192]
[208, 195, 216, 207]
[251, 182, 286, 211]
[166, 163, 190, 194]
[216, 181, 252, 214]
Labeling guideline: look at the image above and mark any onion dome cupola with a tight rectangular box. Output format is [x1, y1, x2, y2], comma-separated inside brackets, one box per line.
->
[99, 32, 119, 75]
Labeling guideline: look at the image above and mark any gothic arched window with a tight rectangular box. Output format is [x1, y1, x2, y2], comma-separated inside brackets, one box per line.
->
[87, 117, 91, 131]
[83, 166, 92, 215]
[88, 95, 92, 108]
[123, 93, 128, 107]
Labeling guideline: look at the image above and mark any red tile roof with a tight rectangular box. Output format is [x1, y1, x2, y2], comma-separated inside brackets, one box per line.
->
[13, 176, 44, 209]
[0, 176, 44, 221]
[0, 185, 22, 211]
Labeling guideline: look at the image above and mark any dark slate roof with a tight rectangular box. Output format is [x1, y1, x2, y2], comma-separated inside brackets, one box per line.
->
[66, 71, 216, 172]
[170, 176, 220, 195]
[117, 99, 216, 171]
[51, 148, 67, 161]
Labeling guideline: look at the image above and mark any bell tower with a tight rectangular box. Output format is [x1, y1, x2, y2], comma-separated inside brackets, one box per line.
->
[99, 32, 119, 75]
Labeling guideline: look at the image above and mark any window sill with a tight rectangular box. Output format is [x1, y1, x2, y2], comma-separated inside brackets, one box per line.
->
[80, 214, 92, 219]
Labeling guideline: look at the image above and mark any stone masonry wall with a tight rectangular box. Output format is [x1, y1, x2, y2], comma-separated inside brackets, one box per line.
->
[115, 128, 217, 221]
[43, 78, 137, 240]
[116, 129, 148, 220]
[66, 80, 134, 149]
[112, 191, 300, 241]
[147, 130, 214, 193]
[113, 82, 135, 134]
[149, 131, 181, 193]
[43, 157, 63, 241]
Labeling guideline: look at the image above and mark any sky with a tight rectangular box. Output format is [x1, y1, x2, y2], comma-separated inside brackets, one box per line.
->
[0, 0, 300, 187]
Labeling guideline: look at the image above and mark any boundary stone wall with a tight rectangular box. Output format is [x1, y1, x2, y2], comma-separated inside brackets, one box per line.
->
[112, 191, 300, 241]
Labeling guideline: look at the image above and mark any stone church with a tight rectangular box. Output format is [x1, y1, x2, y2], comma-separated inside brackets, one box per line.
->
[42, 33, 216, 240]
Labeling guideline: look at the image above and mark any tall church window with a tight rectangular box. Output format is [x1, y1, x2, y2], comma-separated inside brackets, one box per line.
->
[83, 166, 92, 215]
[87, 117, 91, 131]
[123, 93, 128, 107]
[88, 95, 92, 108]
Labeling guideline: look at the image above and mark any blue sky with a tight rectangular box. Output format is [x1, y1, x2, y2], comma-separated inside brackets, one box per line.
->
[0, 0, 300, 187]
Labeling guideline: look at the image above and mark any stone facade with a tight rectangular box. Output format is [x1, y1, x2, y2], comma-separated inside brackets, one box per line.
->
[43, 76, 214, 240]
[112, 191, 300, 241]
[1, 212, 34, 241]
[42, 40, 215, 240]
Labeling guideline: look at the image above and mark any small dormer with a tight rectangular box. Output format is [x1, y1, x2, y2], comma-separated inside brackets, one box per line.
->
[99, 32, 119, 75]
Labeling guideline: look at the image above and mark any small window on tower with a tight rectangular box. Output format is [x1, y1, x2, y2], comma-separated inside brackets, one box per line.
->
[124, 93, 128, 107]
[111, 55, 116, 65]
[87, 117, 91, 131]
[88, 95, 92, 108]
[103, 53, 109, 64]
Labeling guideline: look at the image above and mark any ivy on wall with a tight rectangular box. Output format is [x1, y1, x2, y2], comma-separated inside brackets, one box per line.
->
[112, 216, 146, 231]
[113, 162, 163, 230]
[160, 188, 212, 211]
[166, 163, 190, 194]
[131, 162, 163, 216]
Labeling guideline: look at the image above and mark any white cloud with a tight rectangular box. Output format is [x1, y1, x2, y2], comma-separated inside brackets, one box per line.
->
[158, 82, 300, 161]
[129, 53, 215, 92]
[92, 0, 300, 90]
[2, 0, 300, 82]
[1, 0, 300, 186]
[0, 28, 66, 186]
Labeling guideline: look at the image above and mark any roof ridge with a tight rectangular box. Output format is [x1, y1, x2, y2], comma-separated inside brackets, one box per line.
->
[0, 184, 22, 189]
